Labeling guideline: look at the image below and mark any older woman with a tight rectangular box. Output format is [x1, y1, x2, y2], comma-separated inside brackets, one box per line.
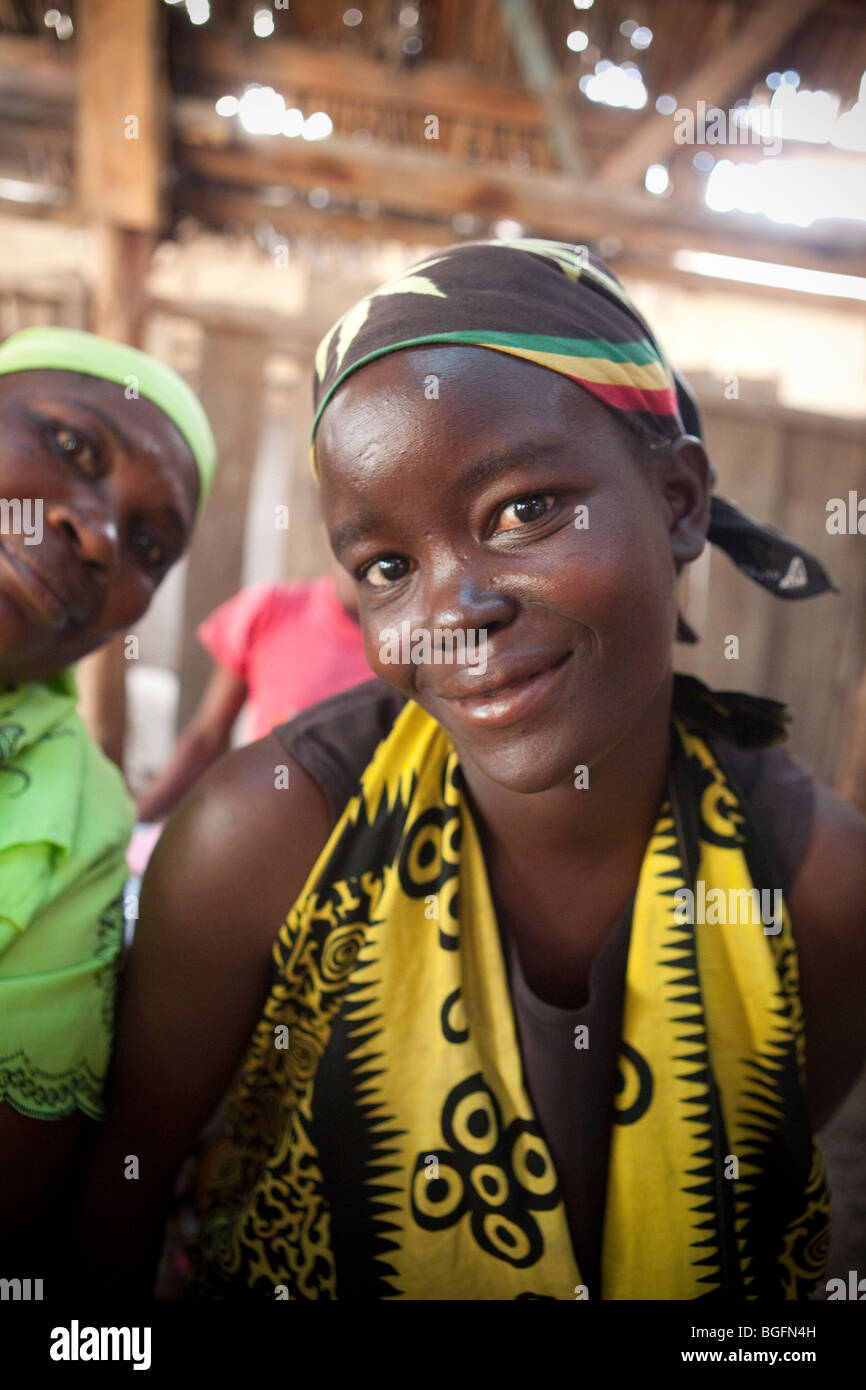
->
[0, 326, 214, 1259]
[83, 241, 866, 1300]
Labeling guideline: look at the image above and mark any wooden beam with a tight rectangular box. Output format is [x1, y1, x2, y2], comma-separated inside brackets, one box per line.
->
[75, 636, 129, 769]
[185, 34, 543, 129]
[74, 0, 165, 768]
[282, 370, 328, 580]
[90, 223, 154, 345]
[0, 31, 628, 154]
[149, 295, 325, 356]
[176, 131, 866, 280]
[0, 35, 75, 88]
[597, 0, 825, 190]
[76, 0, 165, 229]
[174, 185, 866, 319]
[497, 0, 584, 177]
[173, 181, 454, 250]
[75, 223, 159, 768]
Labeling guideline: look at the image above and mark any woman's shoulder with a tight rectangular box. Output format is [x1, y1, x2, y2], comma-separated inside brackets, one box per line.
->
[142, 681, 409, 979]
[273, 679, 409, 821]
[146, 730, 336, 962]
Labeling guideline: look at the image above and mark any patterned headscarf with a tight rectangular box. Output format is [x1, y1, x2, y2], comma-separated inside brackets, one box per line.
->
[311, 238, 835, 609]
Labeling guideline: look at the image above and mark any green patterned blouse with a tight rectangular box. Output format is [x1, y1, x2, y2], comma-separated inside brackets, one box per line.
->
[0, 670, 135, 1120]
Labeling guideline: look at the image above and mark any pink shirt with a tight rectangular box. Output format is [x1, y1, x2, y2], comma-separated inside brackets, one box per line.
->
[196, 577, 373, 741]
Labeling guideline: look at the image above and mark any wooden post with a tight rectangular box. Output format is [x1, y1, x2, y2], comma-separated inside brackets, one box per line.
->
[283, 362, 331, 579]
[177, 325, 269, 728]
[73, 0, 164, 768]
[76, 0, 164, 232]
[76, 634, 129, 768]
[74, 228, 155, 769]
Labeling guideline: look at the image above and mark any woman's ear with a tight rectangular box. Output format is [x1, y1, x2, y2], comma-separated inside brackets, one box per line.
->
[657, 435, 712, 566]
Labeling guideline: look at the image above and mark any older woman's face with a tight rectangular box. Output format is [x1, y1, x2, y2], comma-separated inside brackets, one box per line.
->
[0, 369, 199, 684]
[317, 345, 707, 794]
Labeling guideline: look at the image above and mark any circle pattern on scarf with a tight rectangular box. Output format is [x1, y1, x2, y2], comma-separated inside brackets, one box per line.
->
[411, 1074, 561, 1268]
[441, 987, 469, 1043]
[437, 878, 461, 952]
[398, 788, 463, 950]
[694, 764, 747, 849]
[613, 1040, 653, 1125]
[398, 753, 465, 949]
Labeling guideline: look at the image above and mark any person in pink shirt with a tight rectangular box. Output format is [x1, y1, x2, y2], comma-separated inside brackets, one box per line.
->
[136, 562, 371, 822]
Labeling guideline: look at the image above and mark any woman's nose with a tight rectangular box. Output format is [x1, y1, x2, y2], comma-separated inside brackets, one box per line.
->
[47, 501, 120, 582]
[427, 560, 516, 635]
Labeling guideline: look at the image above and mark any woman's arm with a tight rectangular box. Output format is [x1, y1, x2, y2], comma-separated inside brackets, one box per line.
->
[787, 781, 866, 1132]
[135, 665, 248, 822]
[73, 734, 333, 1294]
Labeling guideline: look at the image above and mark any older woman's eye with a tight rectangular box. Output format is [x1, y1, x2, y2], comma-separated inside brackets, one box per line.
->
[362, 556, 409, 588]
[493, 493, 556, 534]
[132, 528, 167, 572]
[53, 427, 96, 472]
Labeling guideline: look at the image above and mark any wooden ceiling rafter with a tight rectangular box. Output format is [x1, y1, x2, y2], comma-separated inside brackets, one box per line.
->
[174, 126, 866, 279]
[497, 0, 585, 177]
[0, 1, 865, 305]
[179, 34, 544, 128]
[597, 0, 827, 189]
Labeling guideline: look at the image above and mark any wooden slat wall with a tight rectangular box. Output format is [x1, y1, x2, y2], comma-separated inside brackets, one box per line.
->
[176, 324, 269, 727]
[678, 396, 866, 787]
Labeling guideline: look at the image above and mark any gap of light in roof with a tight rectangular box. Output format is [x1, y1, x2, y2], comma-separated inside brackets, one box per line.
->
[673, 250, 866, 302]
[705, 157, 866, 227]
[0, 177, 66, 205]
[215, 88, 333, 141]
[645, 163, 670, 194]
[44, 7, 72, 36]
[738, 72, 866, 152]
[579, 62, 648, 109]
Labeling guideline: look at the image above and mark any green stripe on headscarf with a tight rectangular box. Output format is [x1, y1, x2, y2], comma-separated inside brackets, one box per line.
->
[0, 327, 216, 512]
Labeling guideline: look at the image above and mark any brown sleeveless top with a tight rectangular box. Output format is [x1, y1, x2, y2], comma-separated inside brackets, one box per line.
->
[273, 678, 816, 1298]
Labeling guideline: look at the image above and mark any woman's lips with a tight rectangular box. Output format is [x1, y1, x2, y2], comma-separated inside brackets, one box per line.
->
[0, 541, 69, 623]
[440, 652, 571, 729]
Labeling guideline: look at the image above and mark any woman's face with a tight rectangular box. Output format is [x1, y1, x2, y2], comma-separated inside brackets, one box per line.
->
[317, 345, 709, 796]
[0, 369, 199, 684]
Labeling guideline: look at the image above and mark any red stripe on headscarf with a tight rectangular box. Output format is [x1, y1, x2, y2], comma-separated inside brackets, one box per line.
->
[568, 376, 681, 418]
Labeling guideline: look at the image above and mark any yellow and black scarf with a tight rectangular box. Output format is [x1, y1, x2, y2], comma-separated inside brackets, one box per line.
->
[191, 677, 830, 1300]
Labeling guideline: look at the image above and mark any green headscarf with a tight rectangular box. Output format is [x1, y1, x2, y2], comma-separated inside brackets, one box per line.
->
[0, 326, 216, 511]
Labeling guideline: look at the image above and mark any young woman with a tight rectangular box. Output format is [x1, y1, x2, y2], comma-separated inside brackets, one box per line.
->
[0, 326, 215, 1260]
[81, 241, 866, 1300]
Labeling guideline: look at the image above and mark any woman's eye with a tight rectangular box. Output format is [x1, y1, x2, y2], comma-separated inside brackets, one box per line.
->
[132, 529, 167, 572]
[361, 556, 409, 589]
[53, 427, 96, 472]
[493, 493, 556, 534]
